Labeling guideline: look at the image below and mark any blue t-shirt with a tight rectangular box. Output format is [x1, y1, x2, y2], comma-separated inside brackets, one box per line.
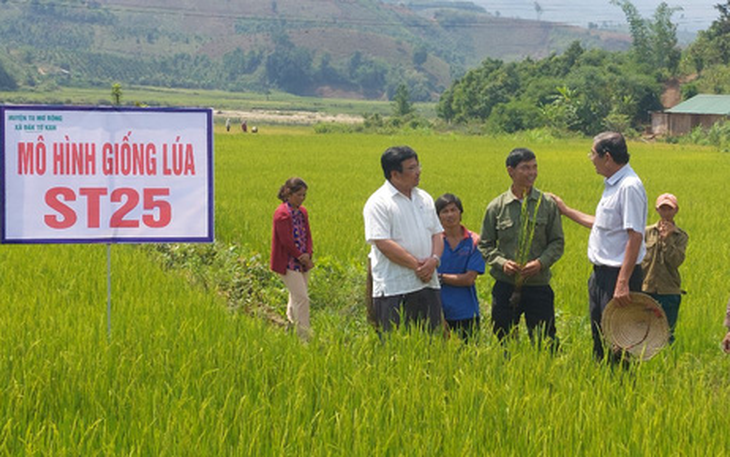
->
[438, 228, 485, 320]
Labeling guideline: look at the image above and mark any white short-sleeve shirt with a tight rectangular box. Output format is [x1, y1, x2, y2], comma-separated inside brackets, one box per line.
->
[364, 181, 443, 297]
[588, 164, 647, 267]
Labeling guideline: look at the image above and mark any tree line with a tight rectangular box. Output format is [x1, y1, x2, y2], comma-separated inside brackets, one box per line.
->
[436, 1, 730, 134]
[3, 0, 730, 135]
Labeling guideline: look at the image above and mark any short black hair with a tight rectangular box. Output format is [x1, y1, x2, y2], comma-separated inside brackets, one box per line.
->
[505, 148, 536, 168]
[594, 131, 629, 164]
[381, 146, 418, 181]
[435, 193, 464, 215]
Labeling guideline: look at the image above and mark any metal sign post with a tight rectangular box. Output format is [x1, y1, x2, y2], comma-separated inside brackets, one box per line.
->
[107, 243, 112, 340]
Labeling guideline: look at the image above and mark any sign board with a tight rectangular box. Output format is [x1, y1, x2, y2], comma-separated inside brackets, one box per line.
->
[1, 105, 213, 243]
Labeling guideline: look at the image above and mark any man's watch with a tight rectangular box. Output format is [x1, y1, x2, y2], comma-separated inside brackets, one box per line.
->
[431, 254, 441, 267]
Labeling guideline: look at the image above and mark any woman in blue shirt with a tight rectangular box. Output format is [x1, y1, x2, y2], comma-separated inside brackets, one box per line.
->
[436, 193, 486, 342]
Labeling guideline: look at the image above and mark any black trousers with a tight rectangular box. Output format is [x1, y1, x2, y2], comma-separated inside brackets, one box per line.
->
[491, 280, 557, 344]
[445, 316, 480, 343]
[373, 287, 443, 332]
[588, 265, 643, 360]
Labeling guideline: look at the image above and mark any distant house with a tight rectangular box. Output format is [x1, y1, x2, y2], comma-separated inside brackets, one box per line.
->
[651, 94, 730, 136]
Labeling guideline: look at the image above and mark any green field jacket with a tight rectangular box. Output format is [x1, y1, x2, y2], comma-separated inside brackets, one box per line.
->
[641, 222, 688, 295]
[478, 187, 564, 286]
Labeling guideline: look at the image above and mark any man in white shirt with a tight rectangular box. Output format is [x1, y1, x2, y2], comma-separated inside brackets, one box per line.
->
[550, 132, 647, 361]
[364, 146, 444, 332]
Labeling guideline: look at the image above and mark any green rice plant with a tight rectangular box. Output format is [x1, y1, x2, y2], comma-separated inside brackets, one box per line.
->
[508, 189, 544, 308]
[516, 190, 543, 267]
[2, 128, 730, 455]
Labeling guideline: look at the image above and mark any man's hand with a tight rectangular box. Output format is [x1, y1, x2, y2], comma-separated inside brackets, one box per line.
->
[503, 260, 521, 276]
[521, 259, 542, 278]
[416, 257, 438, 283]
[545, 192, 566, 214]
[658, 220, 676, 239]
[612, 279, 631, 306]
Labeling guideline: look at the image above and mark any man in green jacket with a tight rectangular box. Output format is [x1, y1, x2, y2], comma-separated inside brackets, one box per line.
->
[479, 148, 564, 347]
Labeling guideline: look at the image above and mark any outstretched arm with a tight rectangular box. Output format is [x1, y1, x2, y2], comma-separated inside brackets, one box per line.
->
[546, 192, 595, 229]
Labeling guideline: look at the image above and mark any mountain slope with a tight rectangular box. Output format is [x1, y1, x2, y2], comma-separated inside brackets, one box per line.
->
[0, 0, 631, 100]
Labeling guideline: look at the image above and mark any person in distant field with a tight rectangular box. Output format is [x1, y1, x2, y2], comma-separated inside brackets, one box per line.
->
[549, 131, 647, 362]
[479, 148, 564, 348]
[363, 146, 444, 333]
[270, 177, 314, 341]
[225, 117, 231, 132]
[435, 193, 485, 342]
[641, 193, 688, 344]
[721, 298, 730, 353]
[241, 119, 248, 133]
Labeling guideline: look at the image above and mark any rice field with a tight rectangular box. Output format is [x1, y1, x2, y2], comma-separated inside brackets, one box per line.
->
[1, 125, 730, 455]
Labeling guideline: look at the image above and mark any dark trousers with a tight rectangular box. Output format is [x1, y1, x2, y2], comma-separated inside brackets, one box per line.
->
[491, 280, 557, 346]
[589, 265, 643, 360]
[373, 288, 443, 332]
[445, 316, 480, 343]
[648, 293, 681, 344]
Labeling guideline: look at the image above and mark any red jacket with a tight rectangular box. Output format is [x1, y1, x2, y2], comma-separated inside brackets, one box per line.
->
[270, 202, 313, 274]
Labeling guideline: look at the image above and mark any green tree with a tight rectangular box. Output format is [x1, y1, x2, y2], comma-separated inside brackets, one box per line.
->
[392, 83, 414, 117]
[611, 0, 651, 63]
[611, 0, 681, 75]
[0, 59, 17, 90]
[540, 85, 581, 133]
[439, 58, 518, 123]
[681, 0, 730, 74]
[413, 44, 428, 67]
[264, 33, 312, 94]
[437, 44, 660, 132]
[111, 83, 122, 106]
[649, 3, 682, 75]
[437, 86, 456, 122]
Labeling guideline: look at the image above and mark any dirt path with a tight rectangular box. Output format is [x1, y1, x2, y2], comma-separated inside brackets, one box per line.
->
[661, 78, 682, 108]
[216, 109, 364, 125]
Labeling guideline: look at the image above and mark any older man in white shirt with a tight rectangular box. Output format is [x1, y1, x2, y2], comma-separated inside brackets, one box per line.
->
[550, 132, 647, 361]
[364, 145, 444, 332]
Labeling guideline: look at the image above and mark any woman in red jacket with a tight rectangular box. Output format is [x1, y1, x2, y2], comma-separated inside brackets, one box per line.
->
[270, 177, 314, 340]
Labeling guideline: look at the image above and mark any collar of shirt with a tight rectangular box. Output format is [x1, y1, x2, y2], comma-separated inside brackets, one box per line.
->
[605, 163, 633, 187]
[442, 225, 470, 243]
[504, 186, 541, 204]
[384, 179, 418, 201]
[285, 201, 301, 214]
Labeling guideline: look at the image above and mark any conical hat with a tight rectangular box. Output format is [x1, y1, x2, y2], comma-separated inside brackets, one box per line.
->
[602, 292, 670, 360]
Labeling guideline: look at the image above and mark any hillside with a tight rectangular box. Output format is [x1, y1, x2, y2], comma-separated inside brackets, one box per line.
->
[0, 0, 631, 100]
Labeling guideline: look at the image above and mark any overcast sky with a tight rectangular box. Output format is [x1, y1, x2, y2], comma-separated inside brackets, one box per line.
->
[475, 0, 719, 32]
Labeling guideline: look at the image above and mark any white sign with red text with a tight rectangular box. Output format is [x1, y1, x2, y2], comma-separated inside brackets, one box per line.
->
[1, 106, 213, 243]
